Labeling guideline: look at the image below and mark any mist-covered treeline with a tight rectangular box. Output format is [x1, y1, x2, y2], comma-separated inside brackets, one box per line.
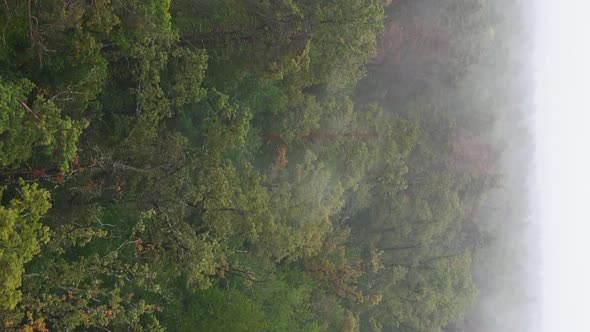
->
[360, 1, 538, 331]
[0, 0, 534, 331]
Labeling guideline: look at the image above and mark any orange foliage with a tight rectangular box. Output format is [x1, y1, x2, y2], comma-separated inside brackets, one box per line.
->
[31, 169, 46, 177]
[55, 170, 66, 183]
[271, 146, 288, 175]
[33, 318, 48, 332]
[134, 238, 144, 252]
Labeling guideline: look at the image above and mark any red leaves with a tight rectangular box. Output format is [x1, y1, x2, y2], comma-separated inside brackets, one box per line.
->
[72, 154, 86, 173]
[452, 135, 499, 176]
[85, 179, 100, 190]
[55, 171, 66, 183]
[14, 314, 49, 332]
[376, 20, 451, 65]
[31, 169, 46, 177]
[271, 146, 288, 176]
[134, 238, 144, 252]
[34, 318, 48, 332]
[37, 87, 50, 97]
[134, 238, 155, 252]
[376, 23, 406, 64]
[260, 132, 284, 144]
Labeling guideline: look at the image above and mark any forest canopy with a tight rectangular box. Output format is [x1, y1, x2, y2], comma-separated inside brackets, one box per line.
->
[0, 0, 534, 331]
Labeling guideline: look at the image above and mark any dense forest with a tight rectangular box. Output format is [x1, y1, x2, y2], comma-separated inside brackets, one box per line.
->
[0, 0, 536, 331]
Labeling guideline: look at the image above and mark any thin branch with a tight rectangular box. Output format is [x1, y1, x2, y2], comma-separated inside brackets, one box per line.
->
[19, 100, 41, 121]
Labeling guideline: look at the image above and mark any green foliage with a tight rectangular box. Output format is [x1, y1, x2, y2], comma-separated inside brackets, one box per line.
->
[305, 0, 390, 91]
[0, 0, 511, 330]
[165, 47, 209, 108]
[165, 286, 268, 332]
[0, 78, 87, 168]
[161, 273, 325, 332]
[0, 181, 51, 310]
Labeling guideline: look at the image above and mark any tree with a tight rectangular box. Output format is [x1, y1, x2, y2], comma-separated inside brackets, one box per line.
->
[0, 78, 87, 169]
[0, 181, 51, 310]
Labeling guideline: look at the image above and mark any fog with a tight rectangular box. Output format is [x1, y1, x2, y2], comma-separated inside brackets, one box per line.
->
[360, 1, 542, 330]
[535, 1, 590, 331]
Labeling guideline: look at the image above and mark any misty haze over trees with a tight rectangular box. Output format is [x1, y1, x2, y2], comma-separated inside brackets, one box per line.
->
[0, 0, 536, 331]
